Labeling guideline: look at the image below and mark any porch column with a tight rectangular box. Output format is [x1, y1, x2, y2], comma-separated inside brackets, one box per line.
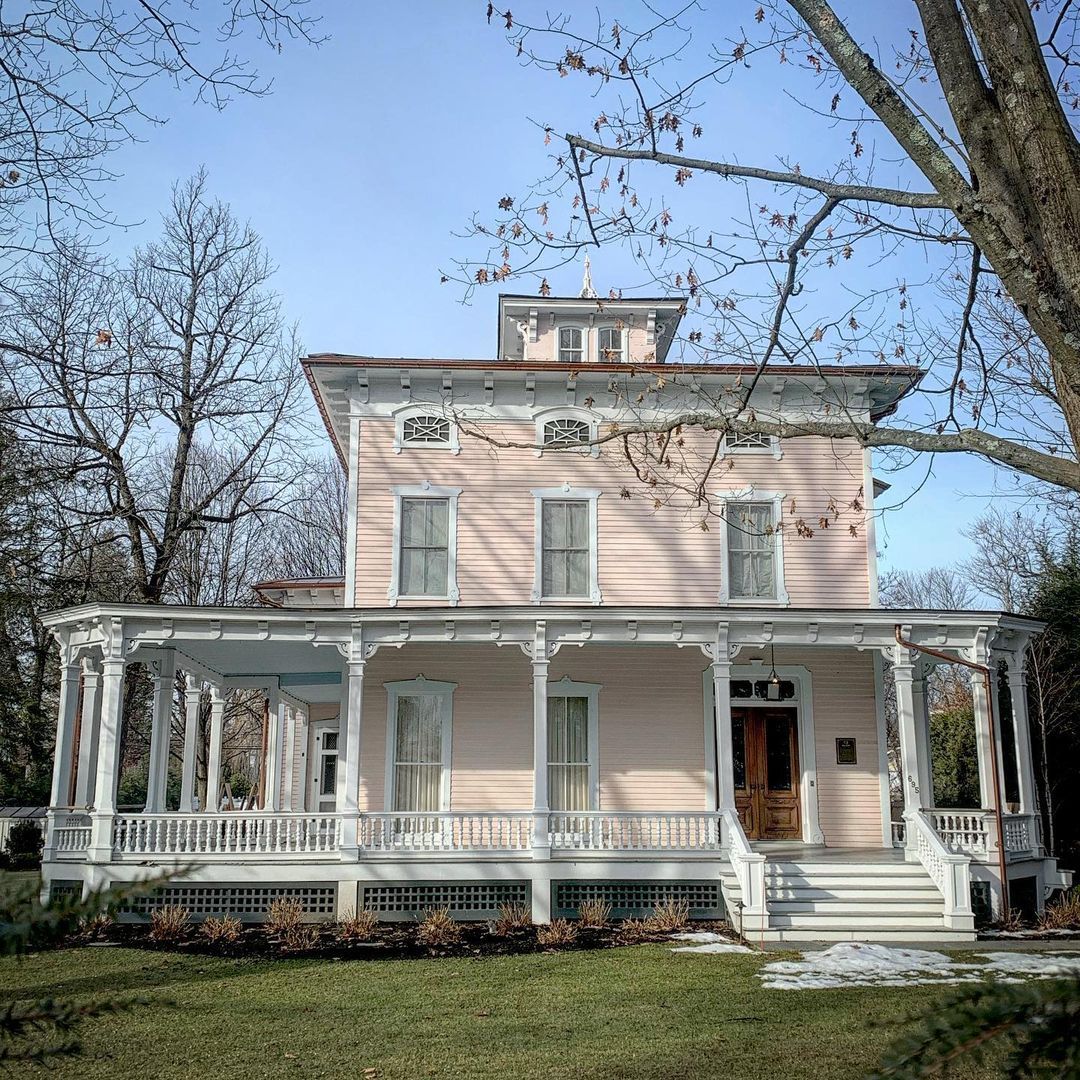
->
[204, 684, 225, 813]
[74, 655, 102, 808]
[711, 657, 735, 810]
[264, 693, 286, 812]
[1006, 662, 1038, 816]
[282, 703, 297, 811]
[293, 708, 309, 812]
[179, 674, 202, 812]
[145, 650, 176, 812]
[49, 654, 81, 809]
[338, 656, 366, 858]
[87, 657, 125, 862]
[893, 657, 931, 815]
[531, 622, 551, 861]
[970, 668, 1004, 812]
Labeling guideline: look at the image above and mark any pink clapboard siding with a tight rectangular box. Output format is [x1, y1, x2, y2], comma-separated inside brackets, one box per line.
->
[345, 643, 883, 847]
[355, 419, 871, 608]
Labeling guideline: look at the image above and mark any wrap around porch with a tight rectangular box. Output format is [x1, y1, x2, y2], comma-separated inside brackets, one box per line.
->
[40, 604, 1059, 934]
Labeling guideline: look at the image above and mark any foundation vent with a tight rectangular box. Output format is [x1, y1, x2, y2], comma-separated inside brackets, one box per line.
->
[359, 881, 530, 922]
[553, 880, 724, 920]
[124, 884, 336, 921]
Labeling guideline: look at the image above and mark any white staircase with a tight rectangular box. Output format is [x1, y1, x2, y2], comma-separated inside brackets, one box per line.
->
[720, 851, 978, 943]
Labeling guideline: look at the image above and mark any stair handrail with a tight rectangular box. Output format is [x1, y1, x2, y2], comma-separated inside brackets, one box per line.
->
[907, 809, 974, 929]
[718, 807, 767, 926]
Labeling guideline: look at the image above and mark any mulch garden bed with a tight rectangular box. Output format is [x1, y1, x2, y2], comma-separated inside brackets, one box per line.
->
[81, 919, 739, 962]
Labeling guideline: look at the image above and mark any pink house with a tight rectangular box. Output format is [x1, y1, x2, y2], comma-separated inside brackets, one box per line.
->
[39, 290, 1070, 940]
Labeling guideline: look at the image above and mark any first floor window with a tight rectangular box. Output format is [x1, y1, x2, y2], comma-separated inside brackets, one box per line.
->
[392, 694, 446, 812]
[399, 497, 448, 597]
[548, 695, 591, 811]
[558, 326, 583, 363]
[727, 500, 777, 599]
[542, 499, 590, 597]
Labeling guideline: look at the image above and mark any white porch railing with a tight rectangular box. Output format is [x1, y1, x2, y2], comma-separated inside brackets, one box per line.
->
[718, 807, 767, 932]
[47, 810, 92, 859]
[890, 819, 907, 847]
[547, 811, 721, 852]
[357, 812, 533, 853]
[927, 809, 993, 858]
[1002, 812, 1041, 859]
[907, 810, 973, 930]
[112, 812, 341, 857]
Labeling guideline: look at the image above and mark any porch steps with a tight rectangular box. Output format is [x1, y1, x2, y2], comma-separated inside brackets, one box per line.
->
[753, 857, 976, 943]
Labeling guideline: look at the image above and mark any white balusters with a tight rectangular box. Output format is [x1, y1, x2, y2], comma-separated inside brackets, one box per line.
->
[110, 812, 342, 857]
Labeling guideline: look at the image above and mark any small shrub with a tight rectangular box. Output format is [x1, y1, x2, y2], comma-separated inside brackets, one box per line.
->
[577, 897, 611, 928]
[993, 907, 1026, 933]
[81, 912, 114, 941]
[265, 897, 305, 937]
[149, 905, 190, 943]
[338, 908, 380, 943]
[647, 897, 690, 932]
[1039, 888, 1080, 931]
[200, 914, 242, 945]
[4, 821, 44, 869]
[617, 917, 655, 943]
[280, 923, 321, 952]
[491, 902, 532, 935]
[536, 919, 578, 947]
[417, 907, 462, 948]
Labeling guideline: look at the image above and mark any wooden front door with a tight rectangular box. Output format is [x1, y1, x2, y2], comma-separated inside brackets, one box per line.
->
[732, 707, 801, 840]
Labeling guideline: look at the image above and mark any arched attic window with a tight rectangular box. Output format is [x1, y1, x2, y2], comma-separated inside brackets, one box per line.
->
[393, 407, 460, 454]
[535, 410, 599, 457]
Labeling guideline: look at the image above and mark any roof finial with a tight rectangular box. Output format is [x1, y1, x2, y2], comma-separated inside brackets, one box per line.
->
[580, 252, 597, 299]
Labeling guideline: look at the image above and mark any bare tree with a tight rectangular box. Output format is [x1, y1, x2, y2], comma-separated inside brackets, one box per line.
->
[0, 1, 319, 269]
[459, 2, 1080, 496]
[0, 173, 309, 604]
[960, 507, 1056, 611]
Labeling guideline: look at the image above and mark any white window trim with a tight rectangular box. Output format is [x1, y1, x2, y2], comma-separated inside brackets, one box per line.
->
[722, 431, 783, 460]
[717, 487, 790, 606]
[554, 322, 588, 364]
[547, 675, 601, 811]
[388, 482, 462, 606]
[308, 716, 340, 813]
[596, 323, 626, 363]
[383, 676, 456, 813]
[392, 404, 460, 454]
[533, 407, 600, 458]
[531, 484, 603, 604]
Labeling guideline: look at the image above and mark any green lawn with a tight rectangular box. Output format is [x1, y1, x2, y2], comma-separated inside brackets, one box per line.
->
[0, 944, 1000, 1079]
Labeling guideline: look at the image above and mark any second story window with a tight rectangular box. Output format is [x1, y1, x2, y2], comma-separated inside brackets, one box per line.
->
[598, 326, 624, 362]
[558, 326, 584, 363]
[726, 500, 781, 601]
[389, 483, 461, 605]
[532, 485, 602, 603]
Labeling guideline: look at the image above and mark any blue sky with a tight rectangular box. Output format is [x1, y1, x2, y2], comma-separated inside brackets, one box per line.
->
[99, 1, 1021, 577]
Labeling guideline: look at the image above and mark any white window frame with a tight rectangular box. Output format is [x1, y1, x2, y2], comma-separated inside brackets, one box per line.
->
[717, 487, 790, 605]
[722, 430, 783, 460]
[392, 404, 460, 454]
[531, 484, 603, 604]
[383, 676, 456, 813]
[596, 324, 626, 363]
[309, 717, 340, 813]
[555, 323, 587, 364]
[533, 407, 600, 458]
[388, 482, 462, 606]
[547, 676, 601, 811]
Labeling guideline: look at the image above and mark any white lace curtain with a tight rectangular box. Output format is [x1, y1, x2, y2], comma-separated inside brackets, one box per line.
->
[392, 695, 444, 812]
[548, 695, 590, 811]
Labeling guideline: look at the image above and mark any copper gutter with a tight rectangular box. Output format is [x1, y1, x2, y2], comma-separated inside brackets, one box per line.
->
[894, 626, 1009, 914]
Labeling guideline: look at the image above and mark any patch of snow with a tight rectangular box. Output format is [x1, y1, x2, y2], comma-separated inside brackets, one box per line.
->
[981, 952, 1080, 978]
[671, 942, 753, 954]
[758, 942, 980, 990]
[671, 932, 737, 944]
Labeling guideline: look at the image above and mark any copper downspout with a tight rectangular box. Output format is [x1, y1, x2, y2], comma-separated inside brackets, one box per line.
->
[894, 626, 1010, 915]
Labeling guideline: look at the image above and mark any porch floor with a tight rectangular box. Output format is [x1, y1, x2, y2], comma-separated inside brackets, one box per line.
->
[751, 843, 906, 863]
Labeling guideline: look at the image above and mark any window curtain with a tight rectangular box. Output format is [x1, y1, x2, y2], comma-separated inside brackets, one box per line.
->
[400, 498, 449, 596]
[727, 501, 776, 598]
[548, 695, 590, 811]
[542, 501, 589, 597]
[392, 695, 444, 812]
